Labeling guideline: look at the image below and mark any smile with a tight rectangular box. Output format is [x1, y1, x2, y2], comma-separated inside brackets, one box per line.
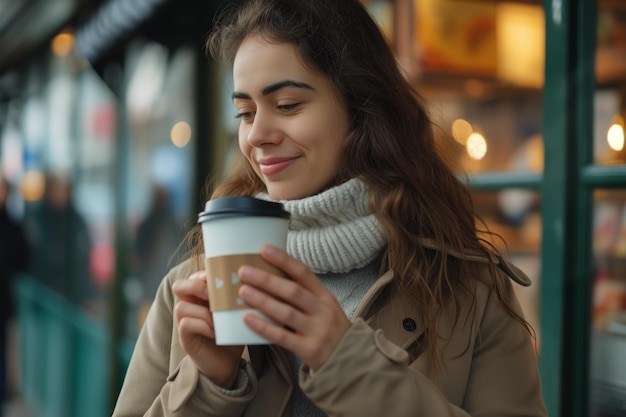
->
[258, 157, 299, 175]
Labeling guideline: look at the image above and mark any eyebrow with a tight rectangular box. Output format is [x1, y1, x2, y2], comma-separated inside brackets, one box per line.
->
[232, 79, 314, 100]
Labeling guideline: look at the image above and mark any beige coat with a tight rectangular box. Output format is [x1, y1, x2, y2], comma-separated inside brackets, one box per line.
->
[113, 250, 547, 417]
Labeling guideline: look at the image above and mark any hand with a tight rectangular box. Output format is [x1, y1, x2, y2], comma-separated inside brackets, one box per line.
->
[172, 271, 244, 388]
[238, 245, 351, 371]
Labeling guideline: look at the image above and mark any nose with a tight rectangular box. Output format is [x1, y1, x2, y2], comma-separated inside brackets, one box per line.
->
[245, 111, 282, 147]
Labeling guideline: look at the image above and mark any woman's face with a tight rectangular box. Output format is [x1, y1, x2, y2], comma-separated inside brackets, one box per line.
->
[232, 34, 351, 200]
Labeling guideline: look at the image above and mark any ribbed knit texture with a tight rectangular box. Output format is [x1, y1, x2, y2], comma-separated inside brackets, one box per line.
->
[257, 178, 386, 274]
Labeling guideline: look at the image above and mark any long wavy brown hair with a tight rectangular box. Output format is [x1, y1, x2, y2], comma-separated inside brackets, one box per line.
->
[188, 0, 533, 371]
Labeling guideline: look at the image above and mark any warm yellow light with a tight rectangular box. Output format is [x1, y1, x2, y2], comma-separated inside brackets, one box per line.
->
[170, 121, 192, 148]
[466, 133, 487, 160]
[607, 123, 624, 151]
[496, 3, 545, 88]
[451, 119, 473, 144]
[51, 32, 75, 56]
[20, 171, 46, 201]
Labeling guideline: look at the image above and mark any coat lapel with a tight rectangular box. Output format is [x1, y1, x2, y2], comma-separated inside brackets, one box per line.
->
[353, 270, 425, 351]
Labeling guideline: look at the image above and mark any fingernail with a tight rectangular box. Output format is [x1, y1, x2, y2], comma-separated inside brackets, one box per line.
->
[240, 285, 254, 299]
[239, 266, 252, 278]
[263, 245, 277, 256]
[190, 271, 206, 280]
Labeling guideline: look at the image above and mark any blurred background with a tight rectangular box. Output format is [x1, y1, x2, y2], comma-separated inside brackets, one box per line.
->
[0, 0, 624, 416]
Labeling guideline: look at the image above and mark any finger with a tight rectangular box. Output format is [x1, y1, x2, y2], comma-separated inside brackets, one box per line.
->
[239, 265, 318, 314]
[239, 283, 307, 331]
[172, 272, 209, 303]
[242, 312, 330, 368]
[178, 316, 215, 340]
[243, 307, 345, 371]
[243, 311, 301, 348]
[174, 300, 213, 324]
[174, 301, 215, 337]
[259, 245, 326, 294]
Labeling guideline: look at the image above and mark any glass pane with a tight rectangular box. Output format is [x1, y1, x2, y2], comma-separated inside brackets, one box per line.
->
[398, 0, 545, 348]
[20, 54, 108, 313]
[590, 189, 626, 417]
[594, 3, 626, 166]
[404, 0, 544, 175]
[473, 189, 542, 345]
[364, 0, 394, 42]
[73, 67, 118, 316]
[122, 41, 197, 339]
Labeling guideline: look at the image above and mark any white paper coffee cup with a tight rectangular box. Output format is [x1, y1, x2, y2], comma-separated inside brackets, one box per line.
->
[198, 196, 290, 345]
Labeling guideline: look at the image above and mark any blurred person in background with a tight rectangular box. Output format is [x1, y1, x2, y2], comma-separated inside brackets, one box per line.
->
[0, 174, 30, 415]
[133, 185, 184, 327]
[28, 173, 94, 306]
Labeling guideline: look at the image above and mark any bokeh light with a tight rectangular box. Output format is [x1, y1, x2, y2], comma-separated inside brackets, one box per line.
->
[466, 133, 488, 160]
[20, 171, 46, 201]
[170, 121, 192, 148]
[452, 119, 473, 144]
[607, 123, 624, 152]
[51, 32, 75, 56]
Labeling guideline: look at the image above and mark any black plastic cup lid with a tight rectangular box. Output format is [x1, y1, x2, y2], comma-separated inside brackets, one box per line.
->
[198, 196, 290, 223]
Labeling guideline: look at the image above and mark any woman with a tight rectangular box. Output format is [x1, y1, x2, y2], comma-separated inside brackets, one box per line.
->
[112, 0, 547, 415]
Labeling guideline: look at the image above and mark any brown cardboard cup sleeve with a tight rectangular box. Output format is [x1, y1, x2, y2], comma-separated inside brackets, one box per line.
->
[204, 253, 285, 311]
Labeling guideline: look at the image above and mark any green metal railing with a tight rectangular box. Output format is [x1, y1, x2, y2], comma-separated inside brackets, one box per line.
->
[14, 275, 133, 417]
[468, 172, 543, 191]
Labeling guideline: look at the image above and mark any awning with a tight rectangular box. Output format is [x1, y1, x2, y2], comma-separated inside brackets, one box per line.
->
[75, 0, 169, 63]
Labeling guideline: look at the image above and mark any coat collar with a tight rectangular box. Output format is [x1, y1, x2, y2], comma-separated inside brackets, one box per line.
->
[351, 239, 533, 351]
[354, 270, 425, 350]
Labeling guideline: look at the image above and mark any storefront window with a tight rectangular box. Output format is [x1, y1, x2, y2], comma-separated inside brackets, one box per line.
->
[589, 3, 626, 416]
[122, 41, 197, 338]
[595, 5, 626, 166]
[407, 0, 544, 176]
[74, 67, 118, 317]
[590, 189, 626, 417]
[21, 52, 109, 312]
[395, 0, 545, 341]
[473, 189, 542, 343]
[359, 1, 547, 344]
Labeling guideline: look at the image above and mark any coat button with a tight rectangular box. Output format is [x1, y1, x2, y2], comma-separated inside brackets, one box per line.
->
[402, 317, 417, 331]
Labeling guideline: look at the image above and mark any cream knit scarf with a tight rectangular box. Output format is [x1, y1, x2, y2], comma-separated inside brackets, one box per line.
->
[257, 178, 386, 274]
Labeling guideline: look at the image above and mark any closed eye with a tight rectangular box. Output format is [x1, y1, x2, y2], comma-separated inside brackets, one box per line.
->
[277, 103, 300, 112]
[235, 111, 255, 121]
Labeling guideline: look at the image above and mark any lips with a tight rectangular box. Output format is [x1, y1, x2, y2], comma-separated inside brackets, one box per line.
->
[257, 156, 299, 175]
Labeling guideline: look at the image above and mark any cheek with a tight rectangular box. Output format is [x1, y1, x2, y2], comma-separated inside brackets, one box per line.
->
[238, 127, 250, 153]
[238, 130, 261, 175]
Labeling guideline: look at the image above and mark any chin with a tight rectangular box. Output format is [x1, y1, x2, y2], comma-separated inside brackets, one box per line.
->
[267, 186, 308, 201]
[266, 180, 337, 201]
[268, 191, 300, 201]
